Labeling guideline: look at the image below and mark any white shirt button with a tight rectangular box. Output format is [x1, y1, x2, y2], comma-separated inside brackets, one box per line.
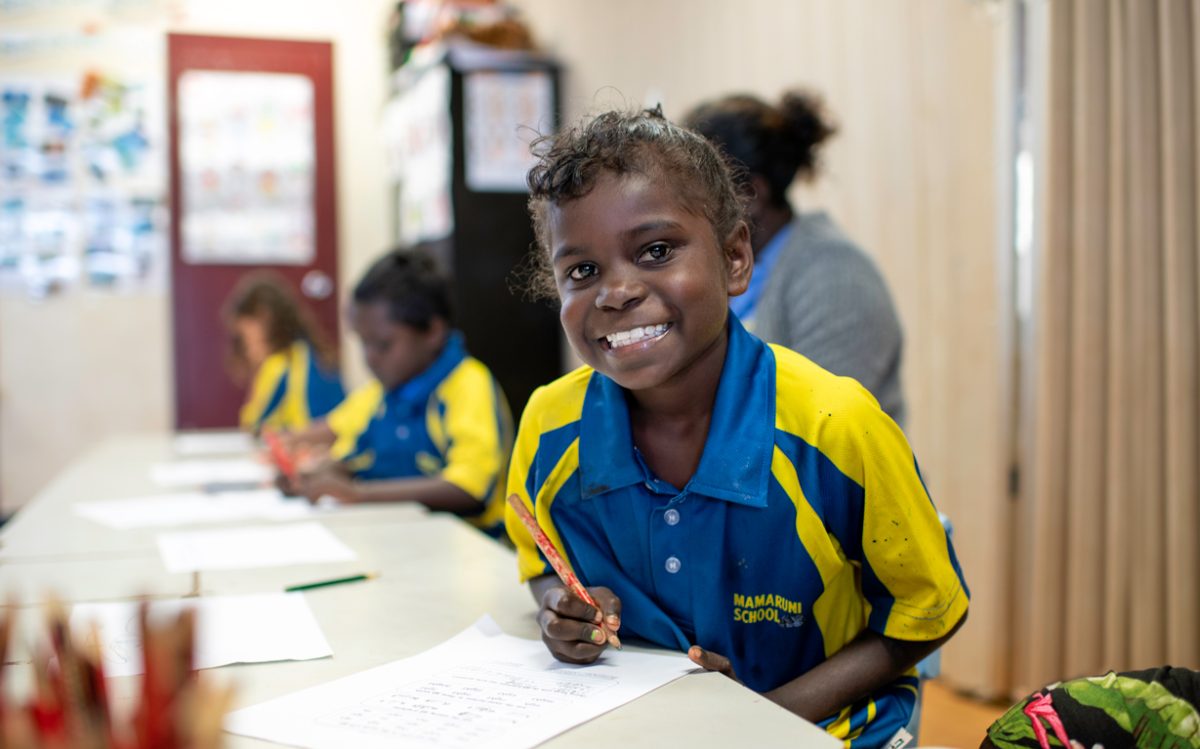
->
[664, 556, 682, 574]
[664, 508, 680, 526]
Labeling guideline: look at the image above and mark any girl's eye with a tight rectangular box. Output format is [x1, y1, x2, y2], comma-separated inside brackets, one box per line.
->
[641, 242, 672, 262]
[567, 262, 597, 282]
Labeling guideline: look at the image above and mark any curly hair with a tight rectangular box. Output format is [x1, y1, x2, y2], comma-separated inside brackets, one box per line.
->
[523, 106, 747, 301]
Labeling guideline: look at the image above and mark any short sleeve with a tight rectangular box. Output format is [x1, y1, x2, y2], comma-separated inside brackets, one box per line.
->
[849, 404, 968, 641]
[436, 361, 511, 503]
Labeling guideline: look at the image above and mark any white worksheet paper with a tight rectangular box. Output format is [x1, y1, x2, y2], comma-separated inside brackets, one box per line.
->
[70, 592, 332, 677]
[225, 616, 698, 749]
[156, 522, 356, 572]
[74, 489, 314, 529]
[172, 431, 256, 456]
[149, 458, 273, 487]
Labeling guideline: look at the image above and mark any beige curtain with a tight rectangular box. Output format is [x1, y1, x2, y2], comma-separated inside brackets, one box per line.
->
[1017, 0, 1200, 695]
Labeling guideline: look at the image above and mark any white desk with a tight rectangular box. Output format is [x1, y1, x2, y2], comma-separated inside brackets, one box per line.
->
[0, 435, 836, 748]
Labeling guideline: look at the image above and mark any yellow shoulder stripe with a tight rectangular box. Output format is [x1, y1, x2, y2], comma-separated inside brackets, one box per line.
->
[771, 445, 845, 586]
[239, 350, 290, 430]
[328, 381, 384, 460]
[508, 430, 582, 583]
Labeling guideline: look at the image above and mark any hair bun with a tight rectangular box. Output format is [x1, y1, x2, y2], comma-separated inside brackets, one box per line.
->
[779, 90, 838, 176]
[779, 90, 836, 142]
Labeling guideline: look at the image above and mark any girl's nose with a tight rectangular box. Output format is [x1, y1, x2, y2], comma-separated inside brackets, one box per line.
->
[595, 269, 645, 311]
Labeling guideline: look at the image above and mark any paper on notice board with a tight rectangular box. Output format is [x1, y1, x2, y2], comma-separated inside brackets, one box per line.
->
[156, 521, 356, 572]
[70, 592, 332, 677]
[74, 488, 313, 529]
[225, 615, 698, 749]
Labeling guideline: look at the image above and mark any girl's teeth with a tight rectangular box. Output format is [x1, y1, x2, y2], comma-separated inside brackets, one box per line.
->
[606, 324, 668, 348]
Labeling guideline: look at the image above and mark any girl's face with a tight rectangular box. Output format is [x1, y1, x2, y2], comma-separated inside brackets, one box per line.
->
[548, 170, 752, 394]
[350, 300, 444, 391]
[234, 315, 272, 371]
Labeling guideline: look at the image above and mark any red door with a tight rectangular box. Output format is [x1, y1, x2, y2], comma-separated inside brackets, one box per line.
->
[168, 34, 339, 429]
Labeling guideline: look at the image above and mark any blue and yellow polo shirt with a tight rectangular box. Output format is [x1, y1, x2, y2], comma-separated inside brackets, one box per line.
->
[240, 339, 345, 433]
[327, 332, 512, 537]
[506, 317, 968, 748]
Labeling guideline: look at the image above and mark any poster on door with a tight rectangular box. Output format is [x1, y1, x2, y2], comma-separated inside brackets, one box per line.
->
[178, 70, 315, 265]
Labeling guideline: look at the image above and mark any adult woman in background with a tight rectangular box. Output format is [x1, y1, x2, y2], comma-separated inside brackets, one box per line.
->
[685, 90, 907, 427]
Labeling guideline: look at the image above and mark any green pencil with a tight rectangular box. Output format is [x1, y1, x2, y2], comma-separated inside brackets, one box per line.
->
[284, 572, 378, 593]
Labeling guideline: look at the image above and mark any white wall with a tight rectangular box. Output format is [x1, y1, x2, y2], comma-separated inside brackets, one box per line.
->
[0, 0, 395, 511]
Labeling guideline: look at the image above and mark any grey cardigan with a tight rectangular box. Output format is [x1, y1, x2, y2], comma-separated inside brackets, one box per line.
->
[753, 212, 907, 427]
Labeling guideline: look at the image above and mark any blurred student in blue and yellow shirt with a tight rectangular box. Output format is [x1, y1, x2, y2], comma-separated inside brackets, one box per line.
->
[226, 272, 345, 434]
[287, 249, 512, 538]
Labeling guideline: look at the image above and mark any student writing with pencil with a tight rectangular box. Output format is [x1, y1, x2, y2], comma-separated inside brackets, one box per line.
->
[285, 250, 513, 539]
[505, 108, 969, 748]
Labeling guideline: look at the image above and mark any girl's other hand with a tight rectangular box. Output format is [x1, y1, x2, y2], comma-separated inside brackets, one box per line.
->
[297, 464, 357, 505]
[688, 645, 742, 684]
[537, 585, 621, 664]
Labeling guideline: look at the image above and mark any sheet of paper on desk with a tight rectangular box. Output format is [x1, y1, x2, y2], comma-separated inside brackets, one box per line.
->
[156, 521, 356, 572]
[74, 489, 314, 529]
[70, 592, 332, 677]
[172, 431, 256, 456]
[149, 458, 273, 487]
[225, 615, 698, 749]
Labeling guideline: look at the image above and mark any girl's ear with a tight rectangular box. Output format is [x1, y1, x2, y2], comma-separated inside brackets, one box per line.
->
[429, 315, 449, 337]
[724, 221, 754, 297]
[423, 314, 451, 346]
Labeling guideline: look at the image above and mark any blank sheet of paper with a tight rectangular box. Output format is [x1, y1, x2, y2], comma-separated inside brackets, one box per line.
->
[172, 431, 256, 456]
[156, 522, 356, 572]
[149, 458, 273, 487]
[70, 592, 332, 677]
[225, 616, 698, 749]
[74, 489, 314, 529]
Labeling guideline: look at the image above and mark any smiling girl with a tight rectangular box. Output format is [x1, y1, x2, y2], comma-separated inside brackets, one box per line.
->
[505, 108, 969, 748]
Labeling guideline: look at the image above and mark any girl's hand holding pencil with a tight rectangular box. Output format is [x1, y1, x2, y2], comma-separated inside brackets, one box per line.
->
[506, 494, 622, 664]
[536, 583, 623, 665]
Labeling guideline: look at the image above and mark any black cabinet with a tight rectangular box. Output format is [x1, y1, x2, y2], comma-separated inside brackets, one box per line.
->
[393, 48, 562, 419]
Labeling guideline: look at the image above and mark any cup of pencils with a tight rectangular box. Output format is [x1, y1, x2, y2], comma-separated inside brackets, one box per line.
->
[0, 598, 234, 749]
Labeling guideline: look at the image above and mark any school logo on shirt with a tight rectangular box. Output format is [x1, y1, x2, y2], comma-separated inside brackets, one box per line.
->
[732, 592, 805, 628]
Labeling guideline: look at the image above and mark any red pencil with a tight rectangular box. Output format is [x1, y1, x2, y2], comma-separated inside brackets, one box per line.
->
[506, 493, 621, 649]
[263, 429, 298, 483]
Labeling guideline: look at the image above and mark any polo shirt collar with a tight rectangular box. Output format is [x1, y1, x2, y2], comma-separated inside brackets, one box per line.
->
[385, 330, 467, 412]
[578, 316, 775, 507]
